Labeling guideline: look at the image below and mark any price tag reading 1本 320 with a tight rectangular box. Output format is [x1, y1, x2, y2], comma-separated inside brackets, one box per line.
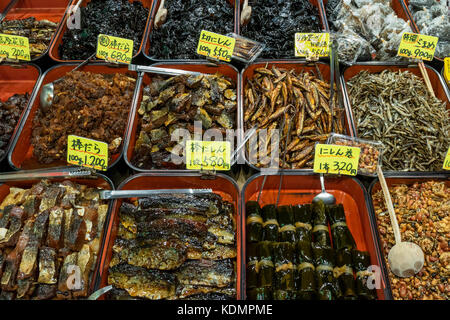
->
[186, 140, 231, 171]
[397, 32, 438, 61]
[67, 135, 108, 171]
[313, 144, 361, 176]
[96, 34, 134, 64]
[0, 34, 31, 61]
[197, 30, 236, 62]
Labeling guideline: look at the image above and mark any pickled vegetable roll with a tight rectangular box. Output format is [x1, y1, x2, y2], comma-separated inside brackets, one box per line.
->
[312, 243, 341, 300]
[334, 248, 357, 300]
[273, 242, 296, 291]
[262, 205, 279, 242]
[246, 201, 263, 242]
[247, 287, 272, 300]
[293, 204, 313, 243]
[247, 243, 259, 290]
[327, 204, 356, 250]
[257, 241, 274, 288]
[296, 239, 316, 300]
[352, 250, 376, 300]
[277, 206, 296, 242]
[312, 201, 331, 246]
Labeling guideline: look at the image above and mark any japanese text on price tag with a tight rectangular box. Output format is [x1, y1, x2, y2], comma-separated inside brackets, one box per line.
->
[197, 30, 236, 62]
[0, 34, 30, 61]
[444, 57, 449, 85]
[313, 144, 361, 176]
[295, 33, 329, 58]
[397, 32, 438, 61]
[443, 147, 450, 171]
[67, 135, 108, 171]
[186, 140, 231, 171]
[96, 34, 133, 64]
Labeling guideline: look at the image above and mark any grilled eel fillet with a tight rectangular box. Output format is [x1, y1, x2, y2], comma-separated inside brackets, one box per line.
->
[176, 259, 235, 288]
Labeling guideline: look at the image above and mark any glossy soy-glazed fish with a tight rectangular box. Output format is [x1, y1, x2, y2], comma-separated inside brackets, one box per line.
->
[244, 65, 344, 169]
[0, 180, 109, 300]
[107, 193, 237, 300]
[132, 73, 237, 169]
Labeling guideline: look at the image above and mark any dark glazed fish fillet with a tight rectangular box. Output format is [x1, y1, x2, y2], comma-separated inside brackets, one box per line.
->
[33, 284, 56, 300]
[175, 285, 236, 300]
[16, 278, 35, 299]
[108, 264, 176, 300]
[66, 209, 86, 251]
[47, 207, 64, 248]
[176, 259, 234, 288]
[0, 206, 25, 248]
[37, 247, 57, 284]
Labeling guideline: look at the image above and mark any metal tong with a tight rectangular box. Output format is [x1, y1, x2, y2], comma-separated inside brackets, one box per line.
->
[0, 167, 96, 182]
[128, 64, 203, 77]
[99, 188, 213, 200]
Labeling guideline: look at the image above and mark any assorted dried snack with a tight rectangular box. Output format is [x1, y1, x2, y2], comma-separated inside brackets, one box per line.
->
[148, 0, 234, 60]
[0, 93, 30, 159]
[59, 0, 149, 60]
[243, 65, 344, 169]
[241, 0, 322, 59]
[245, 200, 376, 300]
[347, 70, 449, 172]
[107, 193, 237, 300]
[132, 73, 237, 170]
[0, 180, 109, 300]
[31, 71, 136, 165]
[372, 181, 449, 300]
[0, 18, 58, 60]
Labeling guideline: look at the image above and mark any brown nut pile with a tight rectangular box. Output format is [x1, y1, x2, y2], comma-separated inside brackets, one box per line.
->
[334, 139, 380, 175]
[372, 181, 450, 300]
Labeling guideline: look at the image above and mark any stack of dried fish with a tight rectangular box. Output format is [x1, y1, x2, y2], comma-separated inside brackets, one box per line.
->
[0, 180, 109, 300]
[132, 73, 237, 170]
[244, 66, 344, 169]
[0, 17, 57, 59]
[107, 193, 237, 300]
[347, 70, 450, 171]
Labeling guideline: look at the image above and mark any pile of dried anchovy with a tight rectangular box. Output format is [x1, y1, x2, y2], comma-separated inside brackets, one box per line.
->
[0, 17, 57, 59]
[347, 70, 449, 171]
[372, 181, 449, 300]
[244, 66, 343, 169]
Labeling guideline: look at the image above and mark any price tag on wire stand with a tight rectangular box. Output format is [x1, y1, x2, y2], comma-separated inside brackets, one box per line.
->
[444, 57, 450, 85]
[96, 34, 133, 64]
[67, 135, 108, 171]
[313, 144, 361, 176]
[197, 30, 236, 62]
[397, 32, 438, 61]
[0, 34, 31, 61]
[186, 140, 231, 171]
[443, 147, 450, 171]
[295, 33, 330, 58]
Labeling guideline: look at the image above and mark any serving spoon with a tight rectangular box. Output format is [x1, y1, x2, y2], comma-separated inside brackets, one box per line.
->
[376, 165, 424, 278]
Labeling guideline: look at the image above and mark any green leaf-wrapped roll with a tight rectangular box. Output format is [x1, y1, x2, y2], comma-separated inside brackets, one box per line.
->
[296, 239, 316, 300]
[273, 242, 296, 291]
[273, 289, 296, 300]
[312, 243, 341, 300]
[277, 206, 296, 242]
[312, 201, 331, 246]
[246, 243, 259, 290]
[257, 241, 274, 288]
[334, 247, 357, 300]
[327, 204, 356, 250]
[293, 204, 313, 243]
[352, 250, 376, 300]
[246, 201, 263, 243]
[247, 287, 272, 300]
[262, 204, 279, 242]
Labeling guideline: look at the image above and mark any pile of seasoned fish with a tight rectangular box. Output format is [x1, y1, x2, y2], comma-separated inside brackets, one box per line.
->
[107, 193, 237, 300]
[0, 180, 109, 300]
[244, 66, 344, 169]
[132, 73, 237, 170]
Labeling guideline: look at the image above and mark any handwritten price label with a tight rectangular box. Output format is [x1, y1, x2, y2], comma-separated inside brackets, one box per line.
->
[186, 140, 231, 171]
[67, 135, 108, 171]
[443, 147, 450, 171]
[397, 32, 438, 61]
[444, 57, 449, 85]
[0, 34, 31, 61]
[295, 33, 329, 58]
[197, 30, 236, 62]
[96, 34, 133, 64]
[313, 144, 361, 176]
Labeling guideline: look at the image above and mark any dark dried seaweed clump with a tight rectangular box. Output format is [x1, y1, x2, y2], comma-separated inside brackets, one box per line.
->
[59, 0, 149, 60]
[149, 0, 234, 59]
[241, 0, 321, 59]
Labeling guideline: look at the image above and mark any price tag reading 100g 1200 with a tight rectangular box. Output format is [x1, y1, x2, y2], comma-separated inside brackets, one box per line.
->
[67, 135, 108, 171]
[96, 34, 134, 64]
[186, 140, 231, 171]
[397, 32, 438, 61]
[313, 144, 361, 176]
[0, 34, 31, 61]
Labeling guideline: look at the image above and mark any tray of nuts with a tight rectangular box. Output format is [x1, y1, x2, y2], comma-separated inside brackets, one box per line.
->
[327, 133, 383, 176]
[369, 175, 450, 300]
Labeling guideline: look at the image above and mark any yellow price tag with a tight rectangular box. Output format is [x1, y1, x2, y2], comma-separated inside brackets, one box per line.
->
[443, 147, 450, 171]
[0, 34, 31, 61]
[186, 140, 231, 171]
[96, 34, 133, 64]
[397, 32, 438, 61]
[197, 30, 236, 62]
[444, 57, 450, 85]
[313, 144, 361, 176]
[295, 33, 329, 58]
[67, 135, 108, 171]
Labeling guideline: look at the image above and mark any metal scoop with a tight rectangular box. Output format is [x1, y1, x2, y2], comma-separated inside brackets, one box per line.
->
[312, 174, 336, 205]
[377, 165, 424, 278]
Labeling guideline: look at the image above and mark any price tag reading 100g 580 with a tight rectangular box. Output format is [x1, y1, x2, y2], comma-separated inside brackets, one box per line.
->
[313, 144, 361, 176]
[186, 140, 231, 171]
[67, 135, 108, 171]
